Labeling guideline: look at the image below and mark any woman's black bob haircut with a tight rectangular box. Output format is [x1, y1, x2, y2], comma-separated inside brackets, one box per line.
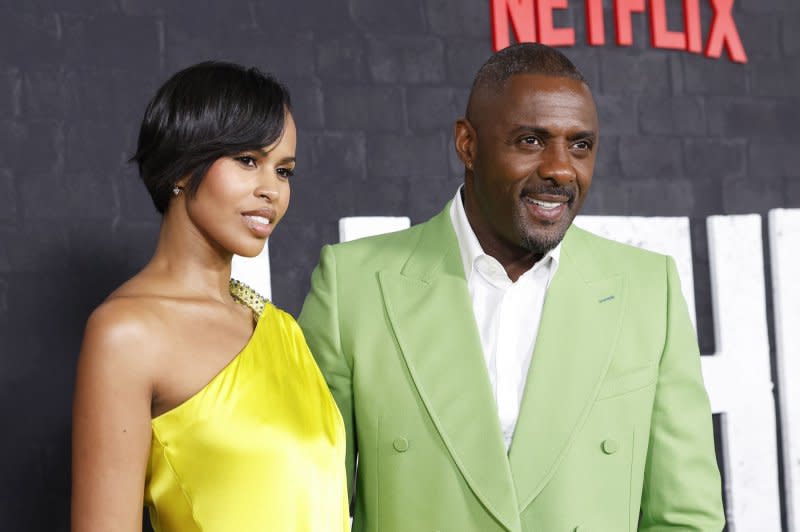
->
[131, 61, 292, 214]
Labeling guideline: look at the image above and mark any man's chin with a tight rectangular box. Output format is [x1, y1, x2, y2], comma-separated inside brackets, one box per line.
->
[519, 220, 571, 256]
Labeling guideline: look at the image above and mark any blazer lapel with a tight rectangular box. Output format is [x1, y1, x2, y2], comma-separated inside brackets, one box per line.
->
[378, 206, 521, 532]
[508, 226, 626, 511]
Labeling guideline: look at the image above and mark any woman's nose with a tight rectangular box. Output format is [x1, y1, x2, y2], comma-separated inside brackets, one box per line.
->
[256, 188, 280, 201]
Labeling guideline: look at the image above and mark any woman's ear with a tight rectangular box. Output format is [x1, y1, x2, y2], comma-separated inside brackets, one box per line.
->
[173, 174, 191, 194]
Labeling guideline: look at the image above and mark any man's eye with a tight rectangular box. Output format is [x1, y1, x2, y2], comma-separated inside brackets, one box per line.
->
[521, 136, 541, 145]
[573, 140, 593, 150]
[236, 156, 257, 168]
[277, 167, 294, 178]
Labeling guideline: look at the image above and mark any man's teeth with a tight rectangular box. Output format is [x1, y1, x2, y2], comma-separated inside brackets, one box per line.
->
[526, 198, 562, 209]
[246, 215, 271, 225]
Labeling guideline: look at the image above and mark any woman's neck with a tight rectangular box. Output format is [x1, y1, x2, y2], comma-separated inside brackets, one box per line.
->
[146, 205, 234, 303]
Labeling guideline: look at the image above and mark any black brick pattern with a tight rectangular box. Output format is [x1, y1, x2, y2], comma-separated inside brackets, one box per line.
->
[0, 1, 798, 530]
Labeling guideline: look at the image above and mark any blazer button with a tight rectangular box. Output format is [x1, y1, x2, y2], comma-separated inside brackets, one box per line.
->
[602, 439, 619, 455]
[393, 437, 409, 452]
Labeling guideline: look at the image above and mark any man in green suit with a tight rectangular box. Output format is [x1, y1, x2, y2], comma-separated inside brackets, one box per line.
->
[299, 43, 724, 531]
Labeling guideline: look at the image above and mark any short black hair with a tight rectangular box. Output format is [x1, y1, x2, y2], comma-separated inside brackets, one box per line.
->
[467, 43, 585, 118]
[132, 61, 292, 214]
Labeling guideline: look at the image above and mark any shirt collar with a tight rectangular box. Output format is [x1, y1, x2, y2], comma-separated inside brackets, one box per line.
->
[449, 186, 561, 283]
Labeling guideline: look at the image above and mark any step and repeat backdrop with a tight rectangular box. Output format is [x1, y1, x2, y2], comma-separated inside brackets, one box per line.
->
[0, 0, 798, 530]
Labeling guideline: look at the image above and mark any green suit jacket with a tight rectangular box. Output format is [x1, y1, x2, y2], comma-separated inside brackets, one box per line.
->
[299, 204, 724, 532]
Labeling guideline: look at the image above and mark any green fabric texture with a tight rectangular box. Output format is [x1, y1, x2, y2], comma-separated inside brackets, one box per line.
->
[299, 203, 724, 532]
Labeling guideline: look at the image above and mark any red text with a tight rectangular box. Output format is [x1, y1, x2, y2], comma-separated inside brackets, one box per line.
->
[490, 0, 747, 63]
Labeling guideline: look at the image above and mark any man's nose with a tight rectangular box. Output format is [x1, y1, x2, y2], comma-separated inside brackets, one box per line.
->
[537, 144, 576, 185]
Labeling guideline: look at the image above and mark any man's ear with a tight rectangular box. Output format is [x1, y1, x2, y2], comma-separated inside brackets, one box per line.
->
[453, 118, 477, 171]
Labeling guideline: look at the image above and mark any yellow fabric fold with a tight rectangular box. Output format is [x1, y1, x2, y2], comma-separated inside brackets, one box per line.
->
[144, 302, 348, 531]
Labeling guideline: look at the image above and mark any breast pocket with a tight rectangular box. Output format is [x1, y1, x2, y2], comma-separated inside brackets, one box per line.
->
[597, 365, 658, 400]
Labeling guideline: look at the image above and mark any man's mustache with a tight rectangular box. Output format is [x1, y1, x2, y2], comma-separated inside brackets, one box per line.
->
[521, 185, 577, 203]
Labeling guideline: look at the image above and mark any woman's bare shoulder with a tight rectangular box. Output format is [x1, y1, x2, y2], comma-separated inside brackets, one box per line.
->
[88, 268, 185, 339]
[85, 297, 161, 345]
[79, 280, 175, 380]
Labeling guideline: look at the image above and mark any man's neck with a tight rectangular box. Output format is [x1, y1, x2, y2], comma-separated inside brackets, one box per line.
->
[461, 189, 542, 282]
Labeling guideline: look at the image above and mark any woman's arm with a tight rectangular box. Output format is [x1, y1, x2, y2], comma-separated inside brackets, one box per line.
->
[71, 301, 156, 532]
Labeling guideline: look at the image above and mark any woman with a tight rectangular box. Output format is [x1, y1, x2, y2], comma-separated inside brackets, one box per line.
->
[71, 62, 348, 531]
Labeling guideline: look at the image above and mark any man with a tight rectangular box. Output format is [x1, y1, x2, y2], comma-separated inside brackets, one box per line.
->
[299, 43, 724, 531]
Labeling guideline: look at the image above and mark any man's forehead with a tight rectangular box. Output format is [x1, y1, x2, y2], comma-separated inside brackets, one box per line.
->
[483, 74, 597, 129]
[470, 73, 596, 126]
[502, 74, 593, 106]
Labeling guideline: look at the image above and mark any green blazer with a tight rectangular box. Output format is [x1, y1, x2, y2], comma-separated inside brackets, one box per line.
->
[299, 204, 724, 532]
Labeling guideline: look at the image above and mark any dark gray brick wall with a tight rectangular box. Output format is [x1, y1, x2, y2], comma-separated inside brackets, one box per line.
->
[0, 1, 798, 530]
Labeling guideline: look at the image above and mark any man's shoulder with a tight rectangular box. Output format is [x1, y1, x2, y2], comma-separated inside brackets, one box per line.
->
[327, 209, 448, 265]
[566, 224, 669, 273]
[332, 221, 426, 254]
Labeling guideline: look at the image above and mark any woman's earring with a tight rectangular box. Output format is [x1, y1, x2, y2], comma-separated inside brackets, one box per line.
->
[172, 186, 182, 196]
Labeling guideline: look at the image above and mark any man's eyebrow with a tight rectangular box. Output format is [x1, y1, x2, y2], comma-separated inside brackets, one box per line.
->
[567, 130, 597, 142]
[508, 126, 597, 141]
[509, 126, 553, 138]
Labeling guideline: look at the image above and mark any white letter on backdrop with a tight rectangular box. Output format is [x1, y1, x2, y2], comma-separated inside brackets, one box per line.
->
[770, 208, 800, 532]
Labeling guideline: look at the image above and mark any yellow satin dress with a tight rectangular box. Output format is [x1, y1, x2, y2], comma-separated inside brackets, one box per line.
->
[144, 281, 349, 531]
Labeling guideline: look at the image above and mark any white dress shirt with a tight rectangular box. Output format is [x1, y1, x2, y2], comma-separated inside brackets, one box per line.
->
[449, 188, 561, 451]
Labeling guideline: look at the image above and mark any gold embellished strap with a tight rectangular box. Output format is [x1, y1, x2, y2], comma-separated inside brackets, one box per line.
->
[229, 278, 268, 319]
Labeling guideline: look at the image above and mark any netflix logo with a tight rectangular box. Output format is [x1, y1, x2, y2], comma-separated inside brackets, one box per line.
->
[491, 0, 748, 63]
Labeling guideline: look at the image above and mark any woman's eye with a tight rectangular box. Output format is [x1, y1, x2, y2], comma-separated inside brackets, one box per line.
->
[277, 167, 294, 178]
[236, 156, 257, 168]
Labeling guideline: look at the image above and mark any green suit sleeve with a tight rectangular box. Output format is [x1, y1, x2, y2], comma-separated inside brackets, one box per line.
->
[298, 245, 357, 505]
[639, 256, 725, 530]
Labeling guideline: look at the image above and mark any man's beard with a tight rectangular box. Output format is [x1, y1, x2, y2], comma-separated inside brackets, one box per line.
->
[517, 218, 571, 256]
[515, 185, 577, 256]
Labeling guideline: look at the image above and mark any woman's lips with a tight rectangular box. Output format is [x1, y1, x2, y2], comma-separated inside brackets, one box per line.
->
[242, 213, 273, 237]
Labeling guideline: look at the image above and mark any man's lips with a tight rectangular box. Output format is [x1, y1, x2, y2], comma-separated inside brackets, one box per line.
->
[521, 185, 576, 203]
[521, 191, 574, 222]
[524, 194, 570, 209]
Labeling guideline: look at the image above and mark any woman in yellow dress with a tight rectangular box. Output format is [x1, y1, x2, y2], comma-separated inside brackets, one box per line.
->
[71, 62, 348, 531]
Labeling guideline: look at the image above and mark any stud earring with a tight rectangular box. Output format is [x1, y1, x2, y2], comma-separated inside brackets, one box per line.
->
[172, 186, 182, 196]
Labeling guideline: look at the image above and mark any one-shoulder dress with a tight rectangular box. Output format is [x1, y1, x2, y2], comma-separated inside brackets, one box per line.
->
[143, 280, 349, 531]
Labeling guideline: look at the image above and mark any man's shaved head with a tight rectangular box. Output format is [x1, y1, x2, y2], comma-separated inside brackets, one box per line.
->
[454, 42, 597, 275]
[466, 43, 587, 122]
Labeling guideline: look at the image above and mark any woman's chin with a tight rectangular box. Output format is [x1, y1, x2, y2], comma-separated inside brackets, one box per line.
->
[231, 240, 269, 258]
